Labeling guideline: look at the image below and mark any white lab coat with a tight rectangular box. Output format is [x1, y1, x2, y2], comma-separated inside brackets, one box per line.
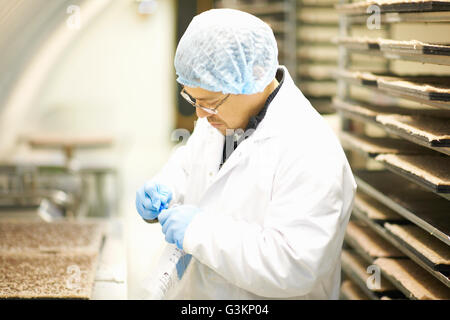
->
[152, 66, 357, 299]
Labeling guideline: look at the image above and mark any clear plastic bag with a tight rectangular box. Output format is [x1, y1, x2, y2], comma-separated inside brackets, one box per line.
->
[139, 244, 191, 299]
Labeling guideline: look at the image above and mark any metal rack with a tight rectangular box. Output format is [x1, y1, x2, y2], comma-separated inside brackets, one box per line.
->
[335, 37, 450, 66]
[352, 195, 450, 287]
[333, 98, 450, 155]
[214, 0, 341, 114]
[375, 154, 450, 199]
[335, 0, 450, 299]
[354, 170, 450, 245]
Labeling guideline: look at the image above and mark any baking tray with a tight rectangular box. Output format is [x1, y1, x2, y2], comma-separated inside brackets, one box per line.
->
[333, 69, 381, 87]
[339, 132, 431, 158]
[335, 71, 450, 110]
[376, 76, 450, 110]
[352, 207, 450, 287]
[345, 221, 405, 259]
[353, 191, 406, 223]
[334, 36, 382, 54]
[375, 154, 450, 197]
[354, 169, 450, 246]
[374, 257, 450, 299]
[376, 114, 450, 156]
[384, 223, 450, 274]
[336, 0, 450, 15]
[380, 39, 450, 66]
[331, 97, 443, 125]
[331, 98, 401, 124]
[336, 37, 450, 65]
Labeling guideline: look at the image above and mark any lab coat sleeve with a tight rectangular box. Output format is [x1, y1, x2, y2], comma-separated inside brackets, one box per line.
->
[151, 120, 204, 204]
[183, 144, 355, 298]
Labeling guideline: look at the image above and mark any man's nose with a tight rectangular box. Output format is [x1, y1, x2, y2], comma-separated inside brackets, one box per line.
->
[196, 107, 212, 118]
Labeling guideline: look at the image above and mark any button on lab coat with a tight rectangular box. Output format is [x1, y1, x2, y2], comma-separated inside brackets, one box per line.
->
[152, 66, 357, 299]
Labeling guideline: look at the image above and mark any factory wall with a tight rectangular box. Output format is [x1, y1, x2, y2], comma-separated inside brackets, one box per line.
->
[4, 0, 177, 298]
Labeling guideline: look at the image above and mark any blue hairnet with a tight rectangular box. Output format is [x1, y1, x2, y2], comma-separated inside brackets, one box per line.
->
[174, 9, 279, 95]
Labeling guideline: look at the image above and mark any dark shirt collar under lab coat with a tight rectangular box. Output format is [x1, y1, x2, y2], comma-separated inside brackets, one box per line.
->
[221, 67, 285, 167]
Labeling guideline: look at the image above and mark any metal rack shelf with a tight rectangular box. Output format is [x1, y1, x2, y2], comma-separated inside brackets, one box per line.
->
[336, 0, 450, 300]
[374, 257, 450, 299]
[334, 70, 450, 111]
[335, 37, 450, 66]
[354, 191, 406, 223]
[377, 77, 450, 111]
[332, 98, 394, 124]
[331, 99, 450, 150]
[352, 204, 450, 287]
[376, 114, 450, 156]
[384, 223, 450, 273]
[336, 0, 450, 14]
[345, 220, 406, 260]
[354, 169, 450, 246]
[374, 154, 450, 199]
[344, 10, 450, 24]
[339, 131, 433, 158]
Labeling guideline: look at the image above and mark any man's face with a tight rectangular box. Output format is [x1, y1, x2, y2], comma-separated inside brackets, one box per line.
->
[183, 86, 256, 135]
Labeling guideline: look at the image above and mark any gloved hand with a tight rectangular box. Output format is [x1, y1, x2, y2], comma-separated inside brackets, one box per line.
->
[158, 205, 201, 250]
[135, 181, 173, 221]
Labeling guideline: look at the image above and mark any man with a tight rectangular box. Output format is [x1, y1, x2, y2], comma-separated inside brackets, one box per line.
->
[136, 9, 356, 299]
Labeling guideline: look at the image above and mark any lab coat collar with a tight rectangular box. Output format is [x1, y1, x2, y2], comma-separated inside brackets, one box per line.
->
[247, 65, 295, 142]
[208, 65, 297, 182]
[205, 65, 295, 143]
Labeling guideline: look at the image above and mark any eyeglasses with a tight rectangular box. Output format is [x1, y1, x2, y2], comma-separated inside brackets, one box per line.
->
[180, 88, 230, 115]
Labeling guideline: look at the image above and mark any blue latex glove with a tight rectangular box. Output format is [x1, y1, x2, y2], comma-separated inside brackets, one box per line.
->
[135, 182, 173, 221]
[158, 205, 201, 250]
